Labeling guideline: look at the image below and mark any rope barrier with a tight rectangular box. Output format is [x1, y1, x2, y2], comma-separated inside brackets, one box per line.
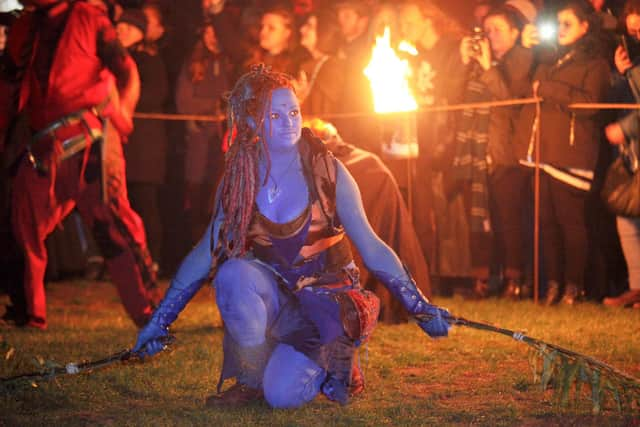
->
[419, 97, 540, 112]
[133, 112, 225, 122]
[132, 99, 640, 122]
[570, 102, 640, 109]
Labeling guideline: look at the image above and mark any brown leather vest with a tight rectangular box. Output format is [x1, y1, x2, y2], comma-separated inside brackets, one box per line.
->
[248, 128, 353, 274]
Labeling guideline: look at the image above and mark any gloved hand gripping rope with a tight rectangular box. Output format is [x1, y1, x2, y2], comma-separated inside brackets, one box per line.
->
[0, 335, 175, 391]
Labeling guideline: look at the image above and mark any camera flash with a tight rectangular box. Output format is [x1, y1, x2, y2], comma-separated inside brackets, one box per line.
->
[538, 23, 556, 41]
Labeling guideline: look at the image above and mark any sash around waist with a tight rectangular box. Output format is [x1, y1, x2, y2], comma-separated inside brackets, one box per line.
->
[252, 232, 350, 269]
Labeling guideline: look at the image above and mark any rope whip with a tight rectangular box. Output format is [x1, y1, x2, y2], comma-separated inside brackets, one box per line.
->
[0, 335, 175, 386]
[415, 312, 640, 412]
[416, 312, 635, 381]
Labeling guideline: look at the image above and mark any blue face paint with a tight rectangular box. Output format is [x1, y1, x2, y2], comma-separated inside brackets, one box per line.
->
[264, 88, 302, 152]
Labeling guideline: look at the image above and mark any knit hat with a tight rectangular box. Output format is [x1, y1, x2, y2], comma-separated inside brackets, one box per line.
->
[504, 0, 537, 24]
[118, 8, 147, 35]
[0, 0, 22, 13]
[0, 10, 19, 26]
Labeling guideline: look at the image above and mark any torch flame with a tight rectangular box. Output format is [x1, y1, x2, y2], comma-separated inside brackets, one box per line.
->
[364, 27, 417, 114]
[398, 41, 418, 56]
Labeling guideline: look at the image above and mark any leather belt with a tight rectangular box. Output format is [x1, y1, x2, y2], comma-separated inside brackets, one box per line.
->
[26, 102, 108, 174]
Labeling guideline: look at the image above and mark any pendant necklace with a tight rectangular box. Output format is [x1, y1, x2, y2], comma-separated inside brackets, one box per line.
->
[267, 153, 299, 204]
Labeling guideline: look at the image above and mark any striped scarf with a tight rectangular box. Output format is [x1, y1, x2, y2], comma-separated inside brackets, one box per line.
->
[451, 74, 492, 234]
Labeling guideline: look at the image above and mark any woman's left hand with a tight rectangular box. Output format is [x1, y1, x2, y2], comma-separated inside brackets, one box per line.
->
[476, 38, 492, 71]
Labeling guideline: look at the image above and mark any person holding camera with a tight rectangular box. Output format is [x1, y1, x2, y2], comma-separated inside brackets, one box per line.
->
[514, 0, 611, 305]
[602, 0, 640, 309]
[456, 5, 535, 299]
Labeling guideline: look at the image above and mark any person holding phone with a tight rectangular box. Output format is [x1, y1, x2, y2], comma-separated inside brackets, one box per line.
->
[514, 0, 611, 306]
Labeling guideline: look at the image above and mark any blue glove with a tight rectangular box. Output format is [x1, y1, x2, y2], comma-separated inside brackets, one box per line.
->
[373, 266, 451, 338]
[133, 321, 168, 357]
[416, 305, 451, 338]
[132, 277, 203, 357]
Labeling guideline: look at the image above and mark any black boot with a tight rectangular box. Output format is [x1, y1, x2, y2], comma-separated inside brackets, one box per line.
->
[561, 282, 584, 306]
[545, 280, 561, 306]
[472, 279, 490, 299]
[520, 282, 532, 299]
[322, 335, 355, 405]
[206, 340, 272, 407]
[502, 279, 521, 300]
[1, 304, 28, 326]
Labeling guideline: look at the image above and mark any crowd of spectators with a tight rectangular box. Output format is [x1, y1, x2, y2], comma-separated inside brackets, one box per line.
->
[2, 0, 640, 314]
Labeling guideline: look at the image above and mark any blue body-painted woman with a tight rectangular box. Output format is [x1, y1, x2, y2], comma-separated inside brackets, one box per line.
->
[134, 65, 450, 409]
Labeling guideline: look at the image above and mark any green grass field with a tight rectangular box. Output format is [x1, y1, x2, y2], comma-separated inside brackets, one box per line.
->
[1, 279, 639, 426]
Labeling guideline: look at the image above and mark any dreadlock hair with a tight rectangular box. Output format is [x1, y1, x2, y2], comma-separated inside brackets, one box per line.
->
[215, 63, 295, 263]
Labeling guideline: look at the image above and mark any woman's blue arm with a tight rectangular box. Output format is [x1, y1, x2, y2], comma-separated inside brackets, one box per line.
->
[133, 186, 224, 355]
[334, 160, 450, 337]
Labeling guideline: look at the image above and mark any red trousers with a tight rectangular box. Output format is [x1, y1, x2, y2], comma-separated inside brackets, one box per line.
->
[12, 131, 157, 327]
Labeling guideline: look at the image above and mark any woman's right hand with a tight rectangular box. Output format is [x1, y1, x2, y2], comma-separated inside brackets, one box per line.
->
[460, 37, 491, 70]
[133, 321, 168, 357]
[615, 45, 633, 75]
[521, 24, 540, 49]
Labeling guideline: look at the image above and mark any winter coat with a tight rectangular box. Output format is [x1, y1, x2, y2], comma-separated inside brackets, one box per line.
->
[479, 44, 534, 168]
[514, 47, 610, 171]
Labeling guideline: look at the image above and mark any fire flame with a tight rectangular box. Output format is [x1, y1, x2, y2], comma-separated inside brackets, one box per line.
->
[364, 27, 417, 114]
[398, 41, 418, 57]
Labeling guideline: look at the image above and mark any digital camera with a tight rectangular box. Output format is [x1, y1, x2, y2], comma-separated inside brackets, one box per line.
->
[470, 26, 485, 54]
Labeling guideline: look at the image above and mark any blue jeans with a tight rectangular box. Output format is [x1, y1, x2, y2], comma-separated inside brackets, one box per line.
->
[214, 258, 326, 408]
[617, 216, 640, 291]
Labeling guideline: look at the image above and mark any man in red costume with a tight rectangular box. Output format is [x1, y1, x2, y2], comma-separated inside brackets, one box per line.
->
[0, 0, 158, 329]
